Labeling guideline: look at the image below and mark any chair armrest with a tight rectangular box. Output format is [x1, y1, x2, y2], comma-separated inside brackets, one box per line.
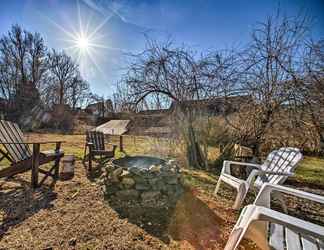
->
[254, 183, 324, 208]
[2, 141, 65, 145]
[225, 204, 324, 250]
[256, 206, 324, 239]
[222, 160, 261, 175]
[259, 171, 293, 176]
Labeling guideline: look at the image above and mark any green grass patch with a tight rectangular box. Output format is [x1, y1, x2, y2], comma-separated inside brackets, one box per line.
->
[293, 156, 324, 187]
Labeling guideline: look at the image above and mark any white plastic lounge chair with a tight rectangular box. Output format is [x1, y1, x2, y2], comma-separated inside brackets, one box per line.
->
[224, 183, 324, 250]
[214, 147, 303, 209]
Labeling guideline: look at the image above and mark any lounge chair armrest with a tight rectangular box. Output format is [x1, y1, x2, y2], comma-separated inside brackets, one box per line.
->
[225, 205, 324, 250]
[222, 160, 261, 175]
[254, 183, 324, 208]
[257, 206, 324, 239]
[2, 141, 65, 145]
[258, 171, 293, 176]
[245, 170, 294, 186]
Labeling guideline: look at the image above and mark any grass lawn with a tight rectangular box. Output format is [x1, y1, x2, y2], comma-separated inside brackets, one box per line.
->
[0, 132, 323, 249]
[293, 156, 324, 187]
[17, 133, 324, 189]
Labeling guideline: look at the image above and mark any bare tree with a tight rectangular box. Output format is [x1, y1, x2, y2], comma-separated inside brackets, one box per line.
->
[0, 25, 47, 120]
[297, 40, 324, 152]
[122, 40, 210, 168]
[220, 12, 310, 158]
[47, 49, 78, 105]
[66, 73, 91, 110]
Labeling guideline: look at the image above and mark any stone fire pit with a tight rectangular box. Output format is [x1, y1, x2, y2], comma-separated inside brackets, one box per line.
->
[101, 156, 184, 207]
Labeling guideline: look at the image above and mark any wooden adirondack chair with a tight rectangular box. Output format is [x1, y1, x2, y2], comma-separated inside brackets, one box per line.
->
[0, 120, 64, 188]
[224, 183, 324, 250]
[83, 131, 117, 172]
[214, 147, 303, 209]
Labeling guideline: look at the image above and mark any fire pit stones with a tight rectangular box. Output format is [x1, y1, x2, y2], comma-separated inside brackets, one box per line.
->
[101, 156, 184, 206]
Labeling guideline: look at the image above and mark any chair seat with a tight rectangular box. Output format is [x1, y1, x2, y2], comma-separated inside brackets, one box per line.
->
[41, 149, 64, 157]
[269, 223, 323, 250]
[92, 150, 114, 156]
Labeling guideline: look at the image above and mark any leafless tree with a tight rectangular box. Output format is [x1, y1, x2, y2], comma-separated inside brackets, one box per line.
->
[66, 74, 91, 110]
[296, 40, 324, 152]
[47, 49, 78, 105]
[0, 25, 47, 120]
[220, 12, 311, 158]
[122, 40, 211, 167]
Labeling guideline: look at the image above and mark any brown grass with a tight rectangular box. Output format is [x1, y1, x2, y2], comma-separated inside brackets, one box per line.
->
[0, 133, 322, 249]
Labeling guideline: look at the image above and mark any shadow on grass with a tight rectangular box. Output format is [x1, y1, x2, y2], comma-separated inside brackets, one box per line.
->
[0, 177, 57, 240]
[168, 190, 226, 249]
[105, 190, 225, 248]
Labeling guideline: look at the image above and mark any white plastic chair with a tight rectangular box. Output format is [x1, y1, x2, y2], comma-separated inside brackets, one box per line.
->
[214, 147, 303, 209]
[224, 183, 324, 250]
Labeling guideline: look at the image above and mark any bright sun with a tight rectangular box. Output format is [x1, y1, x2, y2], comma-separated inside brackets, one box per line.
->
[76, 36, 89, 50]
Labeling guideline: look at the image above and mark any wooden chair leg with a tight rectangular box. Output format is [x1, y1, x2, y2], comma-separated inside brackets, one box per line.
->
[88, 148, 92, 173]
[31, 143, 40, 188]
[54, 142, 61, 179]
[83, 145, 88, 163]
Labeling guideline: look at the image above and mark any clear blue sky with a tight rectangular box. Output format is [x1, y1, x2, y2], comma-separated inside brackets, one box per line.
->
[1, 0, 323, 98]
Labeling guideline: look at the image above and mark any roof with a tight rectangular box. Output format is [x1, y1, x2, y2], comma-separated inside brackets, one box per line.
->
[169, 95, 249, 114]
[93, 120, 130, 135]
[137, 109, 170, 116]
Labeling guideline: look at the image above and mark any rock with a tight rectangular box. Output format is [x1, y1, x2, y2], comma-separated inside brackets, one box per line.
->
[129, 167, 141, 175]
[133, 176, 148, 184]
[165, 176, 178, 185]
[96, 178, 105, 185]
[152, 180, 164, 191]
[68, 238, 77, 246]
[99, 172, 107, 179]
[148, 177, 160, 186]
[104, 185, 120, 196]
[112, 167, 123, 182]
[141, 191, 160, 201]
[120, 170, 131, 178]
[149, 165, 162, 173]
[167, 159, 176, 165]
[116, 189, 139, 200]
[112, 167, 123, 177]
[135, 183, 151, 191]
[121, 177, 135, 188]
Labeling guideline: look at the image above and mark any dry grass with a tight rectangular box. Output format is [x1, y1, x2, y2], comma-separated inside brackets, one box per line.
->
[0, 133, 246, 250]
[0, 133, 323, 249]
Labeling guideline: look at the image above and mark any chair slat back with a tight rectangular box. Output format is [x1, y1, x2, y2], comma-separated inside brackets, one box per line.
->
[0, 120, 32, 163]
[255, 147, 303, 186]
[86, 131, 105, 151]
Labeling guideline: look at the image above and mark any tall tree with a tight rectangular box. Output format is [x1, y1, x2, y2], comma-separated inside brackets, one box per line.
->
[221, 12, 310, 157]
[48, 49, 78, 105]
[0, 25, 47, 120]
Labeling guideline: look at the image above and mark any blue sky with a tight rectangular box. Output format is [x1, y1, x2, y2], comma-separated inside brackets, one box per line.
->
[0, 0, 323, 98]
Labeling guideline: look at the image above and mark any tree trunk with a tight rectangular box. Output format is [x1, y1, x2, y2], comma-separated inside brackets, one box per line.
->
[59, 81, 64, 104]
[186, 124, 205, 169]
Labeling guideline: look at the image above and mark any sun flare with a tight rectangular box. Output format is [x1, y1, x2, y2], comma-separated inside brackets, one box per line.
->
[76, 36, 89, 50]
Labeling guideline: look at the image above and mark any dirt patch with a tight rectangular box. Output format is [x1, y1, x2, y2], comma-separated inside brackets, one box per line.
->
[0, 162, 166, 249]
